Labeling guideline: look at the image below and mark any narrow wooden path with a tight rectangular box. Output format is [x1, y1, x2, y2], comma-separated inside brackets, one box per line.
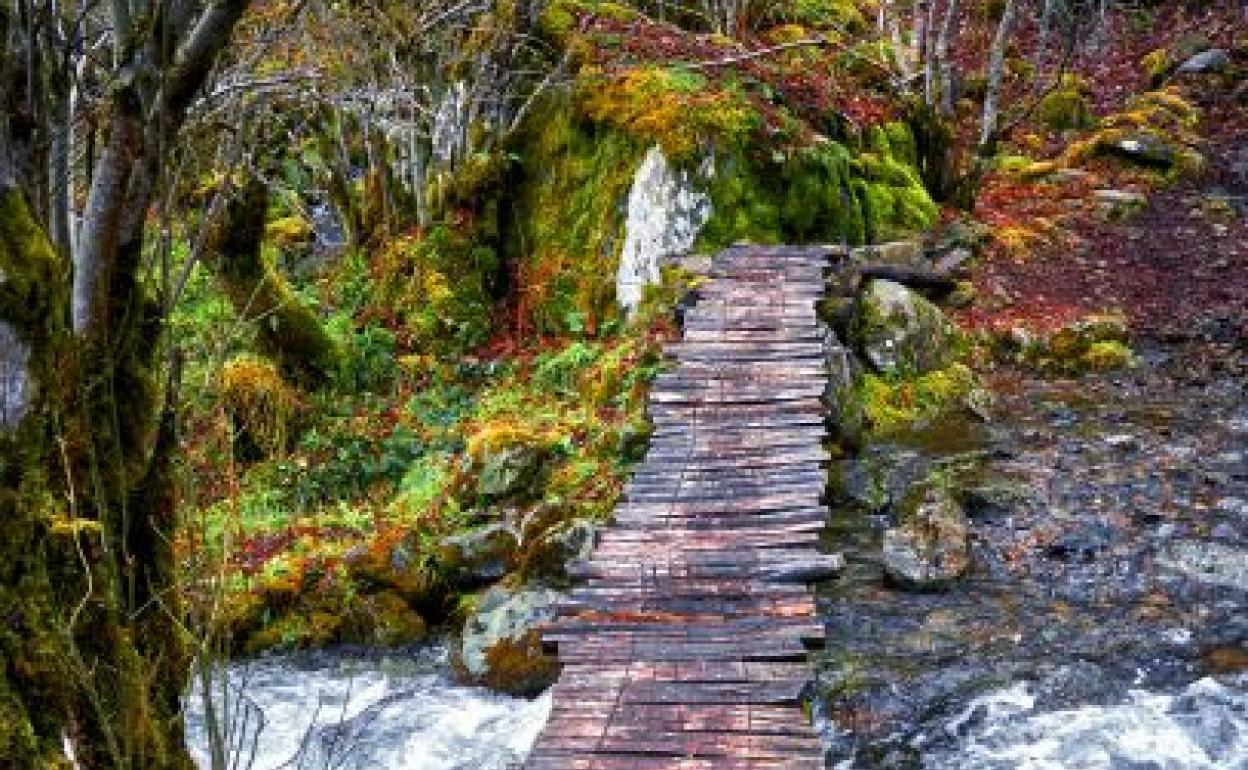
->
[524, 245, 838, 770]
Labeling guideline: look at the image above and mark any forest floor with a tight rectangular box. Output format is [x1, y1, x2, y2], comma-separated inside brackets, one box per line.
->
[960, 100, 1247, 344]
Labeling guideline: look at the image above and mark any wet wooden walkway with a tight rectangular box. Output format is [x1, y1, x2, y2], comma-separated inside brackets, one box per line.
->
[525, 245, 839, 770]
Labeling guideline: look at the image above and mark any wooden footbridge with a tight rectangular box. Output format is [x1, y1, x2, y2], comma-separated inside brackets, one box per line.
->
[525, 246, 840, 770]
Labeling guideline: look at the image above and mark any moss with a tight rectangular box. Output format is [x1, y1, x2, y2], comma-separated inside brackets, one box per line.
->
[208, 180, 339, 388]
[1009, 313, 1136, 374]
[0, 188, 62, 330]
[578, 66, 760, 161]
[765, 0, 866, 31]
[860, 363, 982, 436]
[371, 227, 497, 356]
[265, 216, 313, 250]
[480, 629, 560, 696]
[506, 97, 644, 335]
[221, 354, 301, 459]
[1081, 340, 1134, 371]
[1035, 75, 1095, 131]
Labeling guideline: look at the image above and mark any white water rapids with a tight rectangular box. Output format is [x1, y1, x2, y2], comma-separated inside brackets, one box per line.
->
[184, 647, 551, 770]
[935, 676, 1247, 770]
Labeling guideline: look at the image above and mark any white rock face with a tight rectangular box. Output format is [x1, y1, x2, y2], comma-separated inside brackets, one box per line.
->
[0, 321, 32, 430]
[616, 146, 712, 312]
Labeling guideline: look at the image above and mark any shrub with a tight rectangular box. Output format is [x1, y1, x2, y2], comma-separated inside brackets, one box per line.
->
[221, 354, 301, 459]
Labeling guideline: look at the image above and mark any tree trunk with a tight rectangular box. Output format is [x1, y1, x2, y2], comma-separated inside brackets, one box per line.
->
[206, 179, 338, 389]
[979, 0, 1017, 153]
[1, 168, 193, 770]
[935, 0, 959, 115]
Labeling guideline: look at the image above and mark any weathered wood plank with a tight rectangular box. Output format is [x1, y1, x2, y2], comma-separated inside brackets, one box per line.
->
[524, 246, 833, 770]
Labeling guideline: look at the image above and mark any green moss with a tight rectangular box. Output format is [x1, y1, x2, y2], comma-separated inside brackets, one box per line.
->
[0, 188, 62, 329]
[1081, 340, 1134, 371]
[860, 363, 981, 436]
[1035, 75, 1095, 131]
[578, 66, 760, 161]
[765, 0, 866, 31]
[507, 98, 644, 335]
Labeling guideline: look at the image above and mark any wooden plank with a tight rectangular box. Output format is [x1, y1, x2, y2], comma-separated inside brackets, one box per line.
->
[523, 246, 832, 770]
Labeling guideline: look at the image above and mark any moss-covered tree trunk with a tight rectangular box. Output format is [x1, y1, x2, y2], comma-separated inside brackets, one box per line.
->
[205, 179, 338, 389]
[0, 180, 192, 770]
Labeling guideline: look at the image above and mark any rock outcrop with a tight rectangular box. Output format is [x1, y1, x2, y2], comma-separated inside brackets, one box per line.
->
[882, 481, 971, 590]
[460, 585, 562, 695]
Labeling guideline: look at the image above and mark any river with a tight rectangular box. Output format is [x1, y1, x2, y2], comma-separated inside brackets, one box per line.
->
[184, 646, 551, 770]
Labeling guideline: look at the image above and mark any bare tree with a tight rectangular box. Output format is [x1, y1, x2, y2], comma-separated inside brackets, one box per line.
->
[979, 0, 1018, 153]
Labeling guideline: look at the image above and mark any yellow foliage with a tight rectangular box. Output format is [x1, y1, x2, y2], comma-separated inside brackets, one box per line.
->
[221, 354, 299, 457]
[579, 66, 759, 160]
[466, 420, 556, 461]
[265, 216, 313, 250]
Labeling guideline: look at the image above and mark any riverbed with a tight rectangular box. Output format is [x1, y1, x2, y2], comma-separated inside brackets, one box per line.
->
[816, 340, 1248, 769]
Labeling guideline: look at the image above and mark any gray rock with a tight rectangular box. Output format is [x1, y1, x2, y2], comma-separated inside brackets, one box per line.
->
[824, 331, 866, 447]
[461, 585, 563, 689]
[883, 483, 971, 590]
[440, 523, 517, 584]
[477, 444, 550, 501]
[616, 146, 713, 312]
[1175, 49, 1230, 75]
[1094, 189, 1147, 219]
[850, 240, 924, 265]
[525, 519, 601, 578]
[854, 279, 961, 377]
[1102, 133, 1177, 169]
[1156, 541, 1248, 591]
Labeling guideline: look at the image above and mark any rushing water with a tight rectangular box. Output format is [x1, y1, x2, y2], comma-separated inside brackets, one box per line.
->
[818, 352, 1248, 769]
[939, 676, 1248, 770]
[184, 646, 551, 770]
[819, 675, 1248, 770]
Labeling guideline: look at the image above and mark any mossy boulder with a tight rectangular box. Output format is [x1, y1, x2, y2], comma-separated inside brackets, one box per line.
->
[1035, 75, 1095, 131]
[520, 519, 601, 579]
[853, 279, 962, 378]
[882, 478, 971, 591]
[439, 523, 518, 585]
[1007, 313, 1135, 374]
[1099, 132, 1179, 169]
[859, 363, 990, 436]
[460, 585, 562, 695]
[477, 445, 552, 501]
[469, 424, 558, 502]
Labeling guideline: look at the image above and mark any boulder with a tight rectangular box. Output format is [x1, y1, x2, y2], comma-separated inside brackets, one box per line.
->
[824, 331, 866, 448]
[882, 482, 971, 590]
[1156, 541, 1248, 591]
[522, 519, 601, 578]
[1094, 189, 1147, 220]
[477, 444, 551, 501]
[616, 145, 714, 312]
[1175, 49, 1230, 76]
[439, 523, 517, 584]
[1101, 133, 1178, 169]
[854, 279, 961, 377]
[461, 585, 562, 695]
[850, 240, 923, 265]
